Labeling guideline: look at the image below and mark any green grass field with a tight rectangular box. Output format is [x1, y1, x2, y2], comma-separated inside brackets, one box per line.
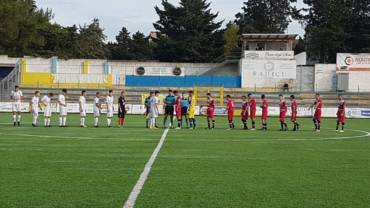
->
[0, 113, 369, 208]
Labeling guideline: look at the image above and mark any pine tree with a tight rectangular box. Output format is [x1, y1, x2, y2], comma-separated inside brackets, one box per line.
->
[153, 0, 223, 62]
[300, 0, 349, 63]
[108, 27, 132, 60]
[0, 0, 53, 56]
[130, 31, 152, 61]
[235, 0, 296, 33]
[77, 19, 108, 59]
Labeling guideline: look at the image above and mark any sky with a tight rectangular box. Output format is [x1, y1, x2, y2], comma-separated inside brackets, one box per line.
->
[35, 0, 306, 42]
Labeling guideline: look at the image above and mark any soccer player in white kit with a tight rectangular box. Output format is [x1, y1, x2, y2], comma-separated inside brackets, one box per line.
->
[149, 91, 160, 129]
[30, 91, 41, 127]
[58, 89, 68, 127]
[10, 85, 23, 126]
[93, 92, 102, 128]
[41, 93, 53, 127]
[106, 90, 114, 127]
[79, 90, 87, 128]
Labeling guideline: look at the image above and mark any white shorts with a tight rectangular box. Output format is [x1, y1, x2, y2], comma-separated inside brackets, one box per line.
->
[59, 106, 67, 116]
[149, 109, 159, 118]
[44, 107, 52, 117]
[12, 103, 21, 112]
[32, 105, 39, 116]
[107, 107, 113, 118]
[93, 109, 100, 117]
[80, 110, 86, 117]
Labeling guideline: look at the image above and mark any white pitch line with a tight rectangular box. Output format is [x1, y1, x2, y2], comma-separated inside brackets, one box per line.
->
[0, 132, 93, 140]
[123, 128, 170, 208]
[0, 132, 159, 141]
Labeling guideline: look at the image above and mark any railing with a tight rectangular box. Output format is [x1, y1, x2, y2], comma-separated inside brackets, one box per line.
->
[0, 60, 21, 101]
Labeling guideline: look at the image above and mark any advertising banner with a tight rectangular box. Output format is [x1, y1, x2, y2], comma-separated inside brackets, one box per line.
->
[244, 51, 295, 60]
[337, 53, 370, 71]
[241, 59, 296, 88]
[0, 102, 368, 118]
[134, 67, 185, 77]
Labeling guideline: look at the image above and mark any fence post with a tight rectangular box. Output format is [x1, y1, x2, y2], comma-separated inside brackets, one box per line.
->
[358, 85, 360, 95]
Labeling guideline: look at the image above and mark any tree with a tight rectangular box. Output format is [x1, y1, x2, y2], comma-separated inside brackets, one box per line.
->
[235, 0, 296, 33]
[77, 19, 108, 59]
[224, 23, 240, 56]
[0, 0, 53, 56]
[294, 37, 305, 55]
[108, 27, 132, 60]
[130, 31, 152, 60]
[299, 0, 350, 63]
[345, 0, 370, 53]
[153, 0, 223, 62]
[38, 24, 81, 59]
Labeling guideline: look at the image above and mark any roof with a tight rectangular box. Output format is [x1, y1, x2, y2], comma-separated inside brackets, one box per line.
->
[241, 34, 298, 41]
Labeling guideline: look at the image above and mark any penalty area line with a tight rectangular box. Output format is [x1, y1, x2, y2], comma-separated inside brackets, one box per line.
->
[123, 128, 170, 208]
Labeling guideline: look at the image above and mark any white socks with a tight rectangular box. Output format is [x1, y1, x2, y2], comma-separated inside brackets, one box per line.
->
[80, 117, 85, 126]
[150, 118, 156, 128]
[107, 118, 112, 126]
[59, 117, 67, 126]
[32, 115, 38, 125]
[44, 118, 50, 126]
[94, 117, 99, 126]
[13, 115, 21, 122]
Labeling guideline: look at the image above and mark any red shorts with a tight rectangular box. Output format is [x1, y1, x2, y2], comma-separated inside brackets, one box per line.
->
[314, 110, 322, 121]
[241, 111, 248, 121]
[262, 111, 268, 120]
[228, 111, 234, 121]
[291, 112, 297, 122]
[279, 112, 286, 122]
[207, 108, 215, 119]
[176, 107, 182, 119]
[337, 113, 346, 123]
[250, 110, 256, 120]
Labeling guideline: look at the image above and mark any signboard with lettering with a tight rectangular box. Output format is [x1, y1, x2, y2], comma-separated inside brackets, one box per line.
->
[337, 53, 370, 71]
[241, 59, 296, 88]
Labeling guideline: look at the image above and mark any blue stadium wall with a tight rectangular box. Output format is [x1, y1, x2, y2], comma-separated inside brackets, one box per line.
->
[126, 75, 241, 88]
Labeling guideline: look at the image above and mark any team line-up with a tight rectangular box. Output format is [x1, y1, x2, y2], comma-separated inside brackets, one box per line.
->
[10, 86, 347, 132]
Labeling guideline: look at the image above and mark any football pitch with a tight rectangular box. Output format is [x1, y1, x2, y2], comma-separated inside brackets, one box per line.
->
[1, 114, 370, 208]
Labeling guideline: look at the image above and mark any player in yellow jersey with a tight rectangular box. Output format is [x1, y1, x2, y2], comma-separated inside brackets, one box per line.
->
[188, 90, 196, 129]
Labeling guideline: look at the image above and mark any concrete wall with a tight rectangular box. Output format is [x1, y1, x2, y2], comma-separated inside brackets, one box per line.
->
[0, 55, 18, 66]
[296, 65, 314, 92]
[314, 64, 337, 92]
[0, 57, 219, 85]
[348, 71, 370, 92]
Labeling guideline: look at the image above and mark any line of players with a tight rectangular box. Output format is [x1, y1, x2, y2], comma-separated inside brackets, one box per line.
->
[223, 93, 346, 132]
[10, 86, 347, 132]
[146, 90, 347, 132]
[11, 86, 124, 128]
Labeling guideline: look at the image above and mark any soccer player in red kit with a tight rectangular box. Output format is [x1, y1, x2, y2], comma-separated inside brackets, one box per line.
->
[311, 93, 323, 132]
[261, 94, 268, 131]
[174, 90, 182, 129]
[248, 93, 257, 130]
[336, 95, 346, 132]
[241, 96, 249, 129]
[278, 94, 288, 131]
[207, 93, 215, 129]
[290, 95, 300, 131]
[226, 95, 235, 130]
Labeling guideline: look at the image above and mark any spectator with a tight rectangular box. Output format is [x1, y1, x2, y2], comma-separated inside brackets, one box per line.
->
[283, 83, 289, 92]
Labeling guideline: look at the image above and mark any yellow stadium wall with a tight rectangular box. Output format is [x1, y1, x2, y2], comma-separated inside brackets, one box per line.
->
[20, 58, 113, 89]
